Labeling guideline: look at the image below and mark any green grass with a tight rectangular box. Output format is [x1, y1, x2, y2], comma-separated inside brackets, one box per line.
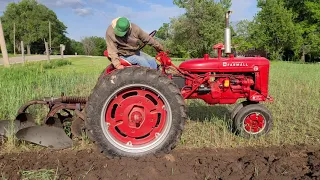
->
[20, 169, 58, 180]
[0, 53, 33, 58]
[1, 169, 58, 180]
[0, 57, 319, 151]
[0, 53, 17, 58]
[0, 53, 35, 58]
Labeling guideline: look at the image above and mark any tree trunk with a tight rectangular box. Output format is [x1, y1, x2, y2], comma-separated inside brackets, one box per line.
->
[16, 42, 21, 53]
[27, 45, 31, 55]
[300, 47, 305, 63]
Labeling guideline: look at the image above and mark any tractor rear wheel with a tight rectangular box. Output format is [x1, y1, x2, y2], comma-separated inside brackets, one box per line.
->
[233, 104, 273, 139]
[85, 67, 187, 157]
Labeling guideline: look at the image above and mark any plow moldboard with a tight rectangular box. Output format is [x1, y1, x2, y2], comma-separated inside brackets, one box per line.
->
[15, 126, 73, 149]
[0, 120, 36, 137]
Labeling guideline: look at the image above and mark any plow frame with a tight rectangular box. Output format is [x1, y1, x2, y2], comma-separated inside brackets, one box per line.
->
[16, 95, 88, 125]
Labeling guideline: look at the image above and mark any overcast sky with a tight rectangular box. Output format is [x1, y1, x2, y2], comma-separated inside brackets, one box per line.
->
[0, 0, 259, 41]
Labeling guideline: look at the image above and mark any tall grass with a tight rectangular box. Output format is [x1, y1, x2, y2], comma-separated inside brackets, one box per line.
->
[0, 57, 319, 150]
[0, 58, 103, 121]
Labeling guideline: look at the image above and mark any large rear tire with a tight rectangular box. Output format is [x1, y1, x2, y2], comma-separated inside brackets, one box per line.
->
[85, 67, 187, 157]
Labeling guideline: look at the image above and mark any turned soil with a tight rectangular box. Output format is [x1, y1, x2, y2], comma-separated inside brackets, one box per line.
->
[0, 144, 319, 180]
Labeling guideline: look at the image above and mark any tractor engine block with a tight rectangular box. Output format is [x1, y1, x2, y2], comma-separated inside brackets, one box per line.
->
[173, 73, 257, 105]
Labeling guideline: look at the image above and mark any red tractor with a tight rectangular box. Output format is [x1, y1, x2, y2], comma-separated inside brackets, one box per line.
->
[0, 11, 273, 157]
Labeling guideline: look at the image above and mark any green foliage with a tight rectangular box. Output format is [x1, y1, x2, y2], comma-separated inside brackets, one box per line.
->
[246, 0, 303, 60]
[282, 0, 320, 62]
[232, 0, 320, 62]
[80, 36, 106, 56]
[166, 0, 320, 62]
[239, 0, 302, 60]
[42, 59, 72, 69]
[155, 23, 170, 40]
[0, 0, 86, 56]
[91, 36, 107, 56]
[159, 0, 227, 58]
[233, 20, 254, 53]
[69, 40, 85, 55]
[141, 45, 157, 57]
[219, 0, 232, 10]
[1, 0, 67, 54]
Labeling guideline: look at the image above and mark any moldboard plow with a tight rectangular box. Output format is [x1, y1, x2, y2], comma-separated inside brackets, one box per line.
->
[0, 11, 274, 158]
[0, 95, 87, 149]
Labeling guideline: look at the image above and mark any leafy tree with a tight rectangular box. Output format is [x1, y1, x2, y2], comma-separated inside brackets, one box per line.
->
[248, 0, 303, 60]
[141, 45, 157, 57]
[69, 39, 85, 55]
[155, 23, 170, 41]
[219, 0, 232, 10]
[81, 37, 95, 56]
[173, 0, 231, 9]
[1, 0, 68, 55]
[283, 0, 320, 62]
[91, 36, 107, 56]
[169, 0, 227, 57]
[233, 20, 254, 53]
[80, 36, 106, 56]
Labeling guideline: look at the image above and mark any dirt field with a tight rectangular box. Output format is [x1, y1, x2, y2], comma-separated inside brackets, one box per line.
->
[0, 144, 319, 180]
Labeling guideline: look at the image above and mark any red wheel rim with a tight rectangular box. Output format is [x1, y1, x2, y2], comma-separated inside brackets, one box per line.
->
[243, 113, 266, 133]
[104, 87, 167, 146]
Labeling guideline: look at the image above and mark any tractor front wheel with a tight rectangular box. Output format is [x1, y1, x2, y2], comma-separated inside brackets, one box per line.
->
[85, 67, 187, 158]
[233, 104, 273, 139]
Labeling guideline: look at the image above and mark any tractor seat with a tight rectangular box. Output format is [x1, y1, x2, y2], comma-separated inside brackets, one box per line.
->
[104, 50, 132, 66]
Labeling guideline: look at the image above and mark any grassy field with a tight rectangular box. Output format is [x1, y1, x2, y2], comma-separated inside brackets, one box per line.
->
[0, 53, 33, 58]
[0, 56, 319, 151]
[0, 53, 21, 58]
[1, 53, 12, 58]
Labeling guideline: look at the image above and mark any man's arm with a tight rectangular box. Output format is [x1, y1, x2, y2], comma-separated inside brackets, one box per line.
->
[106, 32, 121, 68]
[136, 25, 164, 52]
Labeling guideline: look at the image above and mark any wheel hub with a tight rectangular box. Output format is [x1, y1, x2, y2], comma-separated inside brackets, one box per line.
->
[244, 113, 265, 133]
[129, 108, 144, 128]
[104, 87, 167, 146]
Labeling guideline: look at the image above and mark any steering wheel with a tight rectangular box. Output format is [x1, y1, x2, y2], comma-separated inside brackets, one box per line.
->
[138, 30, 157, 50]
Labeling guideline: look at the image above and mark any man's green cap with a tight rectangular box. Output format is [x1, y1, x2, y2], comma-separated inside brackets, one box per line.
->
[114, 17, 130, 37]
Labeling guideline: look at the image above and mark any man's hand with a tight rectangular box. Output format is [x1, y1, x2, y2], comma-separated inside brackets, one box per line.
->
[155, 44, 164, 52]
[116, 65, 125, 69]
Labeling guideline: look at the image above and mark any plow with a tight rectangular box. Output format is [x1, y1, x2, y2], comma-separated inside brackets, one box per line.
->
[0, 95, 88, 149]
[0, 11, 274, 157]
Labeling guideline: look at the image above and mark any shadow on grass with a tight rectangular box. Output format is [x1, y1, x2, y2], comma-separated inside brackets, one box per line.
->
[186, 100, 232, 122]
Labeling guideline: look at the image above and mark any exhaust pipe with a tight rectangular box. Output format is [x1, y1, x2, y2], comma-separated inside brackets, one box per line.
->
[224, 11, 232, 54]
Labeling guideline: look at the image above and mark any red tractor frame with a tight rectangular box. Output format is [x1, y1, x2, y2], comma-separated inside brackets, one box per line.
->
[2, 11, 273, 158]
[83, 12, 274, 157]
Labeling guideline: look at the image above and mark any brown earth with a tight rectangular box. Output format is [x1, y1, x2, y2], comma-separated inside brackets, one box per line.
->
[0, 144, 319, 180]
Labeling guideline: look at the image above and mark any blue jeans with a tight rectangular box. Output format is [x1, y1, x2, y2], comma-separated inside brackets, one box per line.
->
[120, 51, 157, 69]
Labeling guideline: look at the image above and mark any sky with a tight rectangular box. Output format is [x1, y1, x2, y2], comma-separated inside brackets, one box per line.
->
[0, 0, 259, 41]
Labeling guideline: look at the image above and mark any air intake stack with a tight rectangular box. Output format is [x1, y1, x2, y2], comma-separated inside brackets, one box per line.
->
[224, 11, 232, 54]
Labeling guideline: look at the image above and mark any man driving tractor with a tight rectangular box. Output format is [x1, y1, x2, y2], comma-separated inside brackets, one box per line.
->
[106, 17, 164, 69]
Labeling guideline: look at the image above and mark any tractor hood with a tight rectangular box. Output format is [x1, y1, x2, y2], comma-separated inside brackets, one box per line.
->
[179, 56, 270, 73]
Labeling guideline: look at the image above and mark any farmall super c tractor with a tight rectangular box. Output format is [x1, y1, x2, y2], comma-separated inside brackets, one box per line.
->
[0, 11, 273, 157]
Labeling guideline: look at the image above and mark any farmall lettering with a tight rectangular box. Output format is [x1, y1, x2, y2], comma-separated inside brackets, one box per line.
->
[223, 62, 249, 67]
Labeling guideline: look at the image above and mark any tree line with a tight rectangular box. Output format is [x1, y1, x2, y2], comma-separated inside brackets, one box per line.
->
[0, 0, 106, 56]
[1, 0, 320, 62]
[154, 0, 320, 62]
